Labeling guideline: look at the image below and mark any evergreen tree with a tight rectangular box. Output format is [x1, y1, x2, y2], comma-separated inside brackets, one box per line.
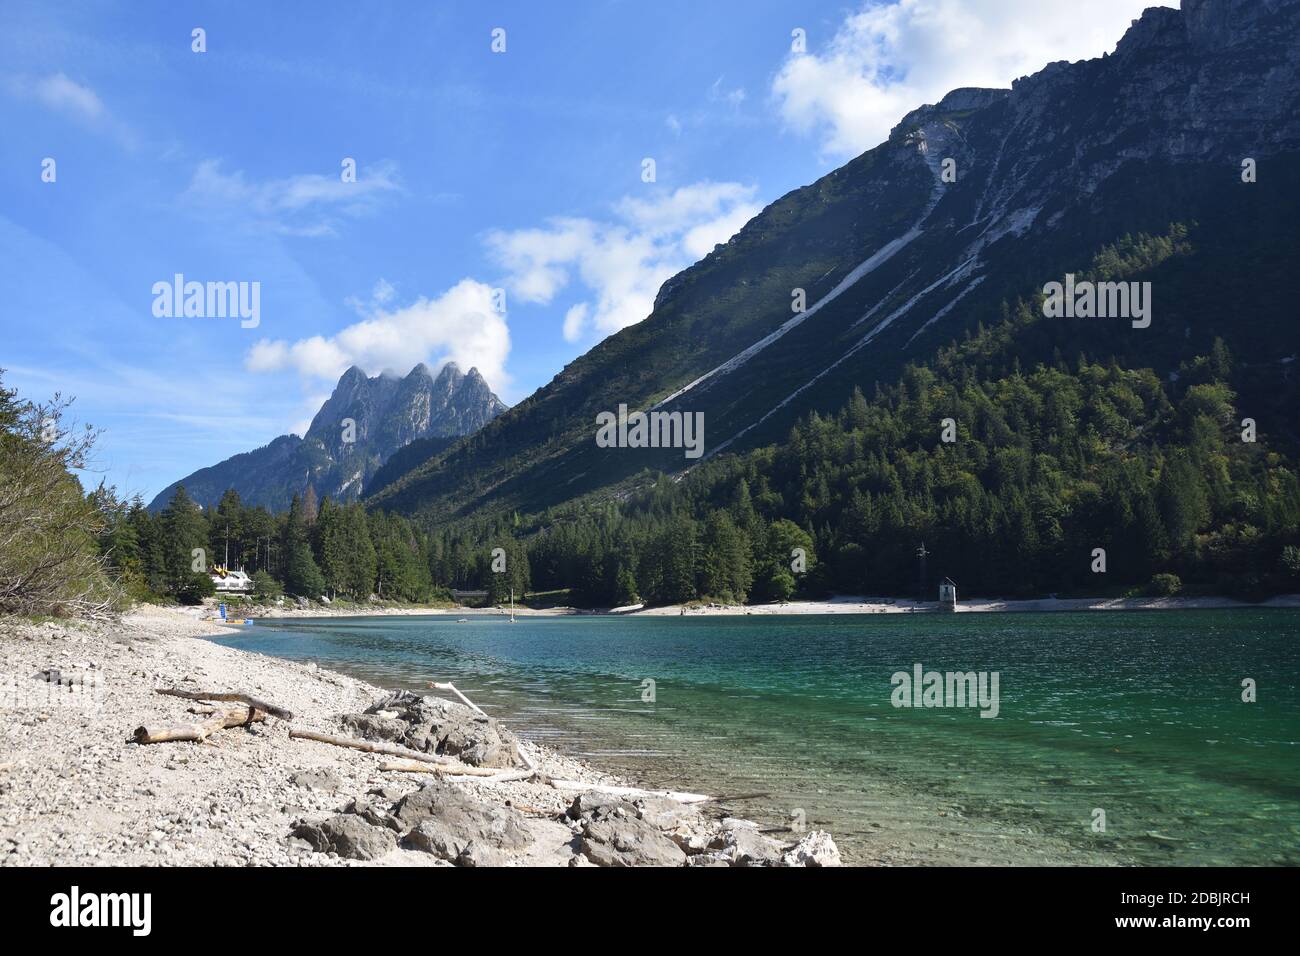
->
[160, 486, 209, 594]
[281, 494, 325, 598]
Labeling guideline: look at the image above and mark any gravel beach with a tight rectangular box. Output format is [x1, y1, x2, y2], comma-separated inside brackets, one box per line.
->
[0, 605, 839, 867]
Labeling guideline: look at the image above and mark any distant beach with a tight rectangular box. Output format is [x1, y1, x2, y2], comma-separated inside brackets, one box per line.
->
[233, 592, 1300, 621]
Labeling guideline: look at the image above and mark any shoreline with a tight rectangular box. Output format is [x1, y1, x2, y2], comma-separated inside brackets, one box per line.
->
[0, 605, 838, 867]
[228, 592, 1300, 621]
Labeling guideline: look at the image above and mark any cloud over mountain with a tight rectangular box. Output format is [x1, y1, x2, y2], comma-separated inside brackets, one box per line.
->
[486, 181, 761, 342]
[772, 0, 1175, 158]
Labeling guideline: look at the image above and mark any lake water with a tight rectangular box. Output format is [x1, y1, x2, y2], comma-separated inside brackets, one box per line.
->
[209, 610, 1300, 866]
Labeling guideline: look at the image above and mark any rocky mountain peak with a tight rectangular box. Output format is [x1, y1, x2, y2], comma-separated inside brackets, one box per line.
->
[148, 361, 508, 512]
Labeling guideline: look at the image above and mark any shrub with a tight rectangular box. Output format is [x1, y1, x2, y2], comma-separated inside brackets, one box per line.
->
[251, 570, 283, 601]
[0, 374, 118, 616]
[174, 571, 216, 605]
[1147, 572, 1182, 597]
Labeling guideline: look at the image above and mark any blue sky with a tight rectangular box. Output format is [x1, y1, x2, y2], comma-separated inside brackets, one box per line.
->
[0, 0, 1167, 502]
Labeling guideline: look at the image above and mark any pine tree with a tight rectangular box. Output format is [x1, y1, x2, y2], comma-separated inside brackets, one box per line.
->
[281, 494, 325, 598]
[160, 486, 209, 595]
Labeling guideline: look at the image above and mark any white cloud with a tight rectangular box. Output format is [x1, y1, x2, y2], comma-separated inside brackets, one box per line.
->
[33, 72, 104, 119]
[245, 278, 511, 392]
[184, 159, 400, 236]
[485, 181, 760, 342]
[772, 0, 1176, 159]
[5, 72, 108, 124]
[709, 76, 746, 108]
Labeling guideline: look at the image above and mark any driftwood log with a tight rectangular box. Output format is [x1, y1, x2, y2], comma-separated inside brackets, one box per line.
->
[546, 779, 711, 804]
[132, 706, 265, 744]
[378, 758, 530, 780]
[289, 729, 454, 765]
[427, 679, 539, 772]
[428, 681, 488, 717]
[155, 687, 293, 720]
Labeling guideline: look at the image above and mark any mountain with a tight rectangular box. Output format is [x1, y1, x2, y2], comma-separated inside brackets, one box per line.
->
[148, 363, 506, 513]
[369, 0, 1300, 524]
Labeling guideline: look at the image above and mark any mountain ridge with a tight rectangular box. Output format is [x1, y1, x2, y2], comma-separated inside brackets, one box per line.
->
[148, 362, 507, 513]
[368, 0, 1300, 523]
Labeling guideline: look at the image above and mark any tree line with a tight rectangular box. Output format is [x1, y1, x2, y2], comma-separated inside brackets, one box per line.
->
[5, 294, 1299, 617]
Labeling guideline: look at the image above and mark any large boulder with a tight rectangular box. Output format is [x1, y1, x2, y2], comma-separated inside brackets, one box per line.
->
[579, 816, 688, 867]
[292, 814, 395, 861]
[396, 780, 532, 865]
[343, 796, 402, 832]
[565, 792, 638, 823]
[782, 830, 842, 867]
[712, 821, 787, 867]
[567, 792, 710, 856]
[359, 691, 523, 768]
[339, 712, 407, 743]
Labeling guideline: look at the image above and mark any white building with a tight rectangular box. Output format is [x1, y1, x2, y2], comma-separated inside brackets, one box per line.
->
[938, 578, 958, 612]
[211, 567, 253, 593]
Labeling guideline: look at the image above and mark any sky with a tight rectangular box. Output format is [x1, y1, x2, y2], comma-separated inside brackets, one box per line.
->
[0, 0, 1173, 502]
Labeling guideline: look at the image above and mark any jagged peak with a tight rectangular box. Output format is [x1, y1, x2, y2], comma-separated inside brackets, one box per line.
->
[890, 87, 1008, 140]
[1112, 5, 1184, 57]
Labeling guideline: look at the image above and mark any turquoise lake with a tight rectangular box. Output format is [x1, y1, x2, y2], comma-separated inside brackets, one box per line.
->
[210, 610, 1300, 866]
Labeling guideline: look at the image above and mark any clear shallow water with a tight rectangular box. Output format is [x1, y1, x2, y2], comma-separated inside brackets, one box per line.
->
[210, 610, 1300, 865]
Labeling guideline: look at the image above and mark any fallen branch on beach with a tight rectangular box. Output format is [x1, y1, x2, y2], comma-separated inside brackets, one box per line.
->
[545, 778, 711, 804]
[379, 759, 539, 784]
[428, 681, 487, 717]
[156, 687, 294, 720]
[379, 757, 506, 777]
[289, 728, 454, 765]
[132, 706, 265, 744]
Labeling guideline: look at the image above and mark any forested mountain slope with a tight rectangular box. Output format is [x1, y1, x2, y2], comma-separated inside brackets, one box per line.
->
[371, 0, 1300, 527]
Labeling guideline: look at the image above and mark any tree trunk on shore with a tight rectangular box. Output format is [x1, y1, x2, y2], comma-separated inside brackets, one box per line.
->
[132, 706, 265, 744]
[155, 687, 293, 720]
[289, 728, 452, 765]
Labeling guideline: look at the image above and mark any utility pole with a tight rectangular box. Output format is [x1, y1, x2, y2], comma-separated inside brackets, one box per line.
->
[916, 541, 929, 604]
